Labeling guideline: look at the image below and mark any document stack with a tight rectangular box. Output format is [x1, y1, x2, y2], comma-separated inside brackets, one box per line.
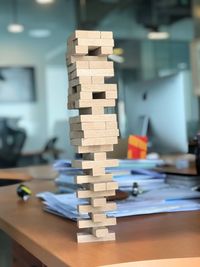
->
[67, 30, 119, 243]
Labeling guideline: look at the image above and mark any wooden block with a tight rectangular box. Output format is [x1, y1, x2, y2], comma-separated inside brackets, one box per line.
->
[90, 181, 118, 192]
[92, 47, 113, 56]
[68, 61, 89, 73]
[106, 91, 118, 99]
[91, 213, 107, 223]
[75, 84, 117, 92]
[101, 31, 113, 39]
[69, 114, 116, 124]
[75, 174, 112, 184]
[90, 182, 106, 192]
[67, 45, 88, 55]
[77, 217, 116, 228]
[69, 76, 91, 87]
[70, 122, 106, 131]
[78, 202, 116, 213]
[92, 76, 104, 84]
[68, 92, 92, 102]
[71, 136, 118, 146]
[73, 99, 115, 108]
[72, 159, 118, 169]
[79, 107, 104, 115]
[69, 30, 101, 40]
[92, 227, 109, 238]
[86, 167, 105, 176]
[70, 129, 119, 139]
[75, 38, 114, 47]
[89, 61, 113, 69]
[77, 232, 115, 243]
[83, 152, 107, 161]
[106, 181, 118, 190]
[77, 189, 115, 199]
[75, 144, 113, 153]
[71, 68, 114, 78]
[91, 197, 107, 207]
[106, 121, 118, 129]
[67, 55, 107, 65]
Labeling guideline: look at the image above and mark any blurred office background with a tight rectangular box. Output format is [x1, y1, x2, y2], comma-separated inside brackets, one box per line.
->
[0, 0, 200, 167]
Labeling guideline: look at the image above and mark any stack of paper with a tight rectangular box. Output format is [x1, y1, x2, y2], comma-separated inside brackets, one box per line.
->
[37, 185, 200, 221]
[54, 159, 165, 193]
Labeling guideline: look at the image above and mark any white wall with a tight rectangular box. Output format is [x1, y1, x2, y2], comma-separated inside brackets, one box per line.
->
[46, 66, 76, 159]
[0, 42, 47, 151]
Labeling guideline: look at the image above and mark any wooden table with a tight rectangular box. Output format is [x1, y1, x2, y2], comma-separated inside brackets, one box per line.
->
[1, 165, 200, 267]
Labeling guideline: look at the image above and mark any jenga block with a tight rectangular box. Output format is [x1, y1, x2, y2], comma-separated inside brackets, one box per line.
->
[68, 76, 91, 87]
[68, 99, 115, 109]
[78, 202, 116, 213]
[106, 91, 118, 99]
[68, 92, 92, 102]
[77, 217, 116, 228]
[75, 84, 117, 92]
[90, 182, 106, 192]
[106, 121, 118, 129]
[86, 167, 105, 176]
[72, 159, 118, 169]
[71, 136, 118, 146]
[101, 31, 113, 39]
[70, 69, 114, 78]
[69, 30, 101, 40]
[68, 61, 89, 73]
[89, 61, 113, 69]
[83, 152, 107, 161]
[72, 99, 115, 108]
[79, 107, 105, 115]
[91, 213, 107, 223]
[91, 197, 107, 207]
[75, 38, 114, 47]
[70, 122, 106, 131]
[77, 189, 115, 199]
[67, 45, 88, 55]
[75, 174, 112, 184]
[92, 227, 109, 238]
[70, 129, 119, 139]
[92, 47, 113, 56]
[106, 181, 118, 190]
[67, 55, 107, 65]
[92, 76, 104, 84]
[90, 181, 118, 192]
[69, 114, 116, 124]
[75, 144, 114, 154]
[77, 232, 115, 243]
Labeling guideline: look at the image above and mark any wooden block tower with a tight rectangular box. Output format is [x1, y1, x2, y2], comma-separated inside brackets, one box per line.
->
[66, 30, 119, 243]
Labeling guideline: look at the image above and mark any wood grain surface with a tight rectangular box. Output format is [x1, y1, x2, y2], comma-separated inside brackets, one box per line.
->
[0, 166, 200, 266]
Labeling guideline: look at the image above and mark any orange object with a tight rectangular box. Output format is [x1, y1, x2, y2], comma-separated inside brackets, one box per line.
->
[127, 135, 148, 159]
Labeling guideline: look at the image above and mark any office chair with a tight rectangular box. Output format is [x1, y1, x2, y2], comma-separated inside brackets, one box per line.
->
[0, 126, 26, 168]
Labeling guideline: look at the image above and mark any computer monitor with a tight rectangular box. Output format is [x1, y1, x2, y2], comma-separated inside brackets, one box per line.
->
[125, 72, 190, 154]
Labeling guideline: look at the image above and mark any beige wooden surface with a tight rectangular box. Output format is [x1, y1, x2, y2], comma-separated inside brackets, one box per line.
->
[0, 165, 200, 267]
[102, 257, 200, 267]
[0, 165, 57, 181]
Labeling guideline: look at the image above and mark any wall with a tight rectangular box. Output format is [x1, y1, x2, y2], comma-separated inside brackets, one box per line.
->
[0, 41, 47, 151]
[46, 66, 75, 159]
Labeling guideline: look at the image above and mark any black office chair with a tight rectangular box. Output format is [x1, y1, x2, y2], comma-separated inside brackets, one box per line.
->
[38, 137, 60, 164]
[0, 126, 26, 168]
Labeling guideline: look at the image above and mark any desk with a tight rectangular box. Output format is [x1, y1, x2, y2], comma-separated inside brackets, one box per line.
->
[1, 166, 200, 267]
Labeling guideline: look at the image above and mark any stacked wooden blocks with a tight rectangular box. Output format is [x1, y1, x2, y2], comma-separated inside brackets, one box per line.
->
[66, 30, 119, 243]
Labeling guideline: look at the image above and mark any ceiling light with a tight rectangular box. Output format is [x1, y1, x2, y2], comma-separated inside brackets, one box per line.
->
[29, 29, 51, 38]
[36, 0, 54, 4]
[7, 0, 24, 34]
[147, 31, 169, 40]
[7, 23, 24, 33]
